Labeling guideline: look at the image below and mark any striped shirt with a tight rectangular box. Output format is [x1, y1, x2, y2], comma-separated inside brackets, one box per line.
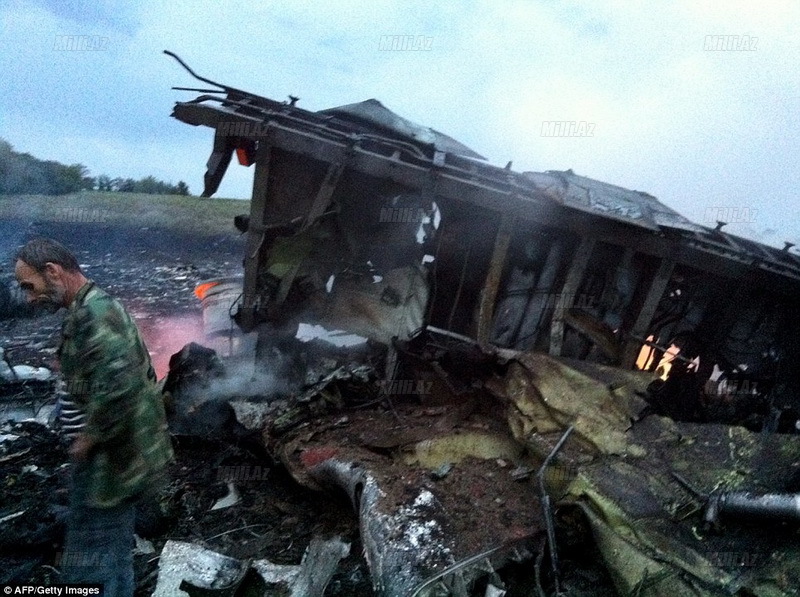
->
[55, 381, 87, 440]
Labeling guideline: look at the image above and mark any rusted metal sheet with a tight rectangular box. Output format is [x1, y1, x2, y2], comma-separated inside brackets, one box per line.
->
[153, 537, 349, 596]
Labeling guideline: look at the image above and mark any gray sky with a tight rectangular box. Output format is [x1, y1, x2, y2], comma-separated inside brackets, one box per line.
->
[2, 0, 798, 249]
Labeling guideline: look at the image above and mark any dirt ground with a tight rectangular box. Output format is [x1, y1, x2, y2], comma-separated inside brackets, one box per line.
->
[0, 217, 375, 595]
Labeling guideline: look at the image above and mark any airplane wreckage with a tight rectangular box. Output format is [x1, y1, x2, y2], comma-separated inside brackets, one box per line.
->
[164, 53, 800, 596]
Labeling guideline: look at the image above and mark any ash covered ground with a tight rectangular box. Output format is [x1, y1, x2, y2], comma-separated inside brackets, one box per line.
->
[0, 218, 246, 375]
[0, 217, 374, 596]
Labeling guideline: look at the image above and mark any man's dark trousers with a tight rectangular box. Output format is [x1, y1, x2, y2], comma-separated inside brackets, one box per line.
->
[62, 461, 137, 597]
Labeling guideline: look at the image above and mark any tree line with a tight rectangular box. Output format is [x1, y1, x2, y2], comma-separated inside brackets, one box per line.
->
[0, 139, 190, 196]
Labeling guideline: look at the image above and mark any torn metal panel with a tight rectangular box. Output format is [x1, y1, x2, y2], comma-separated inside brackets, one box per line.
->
[319, 99, 486, 160]
[289, 536, 352, 597]
[488, 351, 800, 596]
[332, 464, 460, 596]
[202, 126, 235, 197]
[153, 537, 350, 597]
[523, 169, 712, 236]
[486, 351, 650, 458]
[153, 540, 250, 597]
[316, 265, 429, 346]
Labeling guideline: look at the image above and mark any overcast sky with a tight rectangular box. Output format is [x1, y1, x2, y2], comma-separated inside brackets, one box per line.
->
[2, 0, 798, 249]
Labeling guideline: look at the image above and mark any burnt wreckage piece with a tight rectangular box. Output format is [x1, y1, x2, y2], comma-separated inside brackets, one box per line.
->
[165, 51, 800, 427]
[167, 52, 800, 596]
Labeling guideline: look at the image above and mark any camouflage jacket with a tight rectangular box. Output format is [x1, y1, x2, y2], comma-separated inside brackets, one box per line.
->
[58, 281, 174, 508]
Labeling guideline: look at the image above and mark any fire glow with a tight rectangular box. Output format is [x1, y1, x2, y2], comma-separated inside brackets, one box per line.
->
[133, 312, 205, 379]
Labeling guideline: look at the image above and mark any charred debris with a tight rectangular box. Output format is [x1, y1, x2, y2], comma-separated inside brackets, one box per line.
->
[165, 51, 800, 427]
[162, 51, 800, 596]
[11, 53, 800, 596]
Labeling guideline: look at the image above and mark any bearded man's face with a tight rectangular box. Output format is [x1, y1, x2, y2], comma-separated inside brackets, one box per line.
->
[14, 260, 67, 311]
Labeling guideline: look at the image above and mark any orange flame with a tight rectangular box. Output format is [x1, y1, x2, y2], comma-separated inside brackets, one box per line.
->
[194, 281, 221, 301]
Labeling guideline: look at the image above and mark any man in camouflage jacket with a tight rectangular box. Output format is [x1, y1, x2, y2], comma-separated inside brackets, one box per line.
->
[15, 237, 173, 596]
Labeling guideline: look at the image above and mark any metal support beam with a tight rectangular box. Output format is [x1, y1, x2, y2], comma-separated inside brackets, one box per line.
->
[202, 127, 234, 197]
[275, 161, 344, 304]
[301, 161, 345, 230]
[549, 237, 595, 357]
[477, 212, 515, 346]
[621, 257, 676, 367]
[239, 144, 272, 331]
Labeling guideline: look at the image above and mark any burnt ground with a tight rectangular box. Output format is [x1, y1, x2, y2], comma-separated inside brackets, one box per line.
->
[0, 218, 249, 375]
[0, 218, 374, 595]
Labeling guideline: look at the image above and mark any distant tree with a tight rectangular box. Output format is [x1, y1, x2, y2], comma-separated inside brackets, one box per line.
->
[0, 139, 92, 195]
[96, 174, 114, 191]
[57, 163, 94, 194]
[0, 141, 42, 194]
[117, 178, 136, 193]
[133, 175, 158, 194]
[0, 138, 193, 197]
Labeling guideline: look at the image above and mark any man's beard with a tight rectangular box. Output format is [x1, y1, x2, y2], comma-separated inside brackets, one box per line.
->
[37, 281, 66, 313]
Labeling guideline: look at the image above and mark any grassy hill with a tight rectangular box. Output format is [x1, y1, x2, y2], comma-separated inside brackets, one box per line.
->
[0, 191, 250, 236]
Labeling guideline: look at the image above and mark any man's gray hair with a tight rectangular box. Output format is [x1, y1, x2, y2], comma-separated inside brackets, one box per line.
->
[15, 237, 82, 273]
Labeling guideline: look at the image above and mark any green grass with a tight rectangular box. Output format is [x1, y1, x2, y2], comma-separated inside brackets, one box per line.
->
[0, 191, 250, 235]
